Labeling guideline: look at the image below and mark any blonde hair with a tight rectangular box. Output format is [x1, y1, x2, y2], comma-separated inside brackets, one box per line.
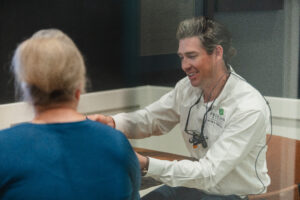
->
[12, 29, 86, 106]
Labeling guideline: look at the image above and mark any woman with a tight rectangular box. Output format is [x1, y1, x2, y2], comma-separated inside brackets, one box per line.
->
[0, 29, 140, 200]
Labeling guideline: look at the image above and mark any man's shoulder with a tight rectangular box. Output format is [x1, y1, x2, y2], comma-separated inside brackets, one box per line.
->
[170, 77, 201, 104]
[174, 76, 200, 94]
[174, 76, 189, 88]
[228, 73, 268, 111]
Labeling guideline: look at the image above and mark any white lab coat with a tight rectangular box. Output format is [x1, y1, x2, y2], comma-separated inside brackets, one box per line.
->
[113, 71, 271, 196]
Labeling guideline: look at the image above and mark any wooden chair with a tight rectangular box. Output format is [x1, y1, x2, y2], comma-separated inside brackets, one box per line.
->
[136, 134, 300, 200]
[248, 135, 300, 200]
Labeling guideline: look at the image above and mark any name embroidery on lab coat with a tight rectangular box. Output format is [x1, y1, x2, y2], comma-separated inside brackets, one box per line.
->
[207, 108, 225, 128]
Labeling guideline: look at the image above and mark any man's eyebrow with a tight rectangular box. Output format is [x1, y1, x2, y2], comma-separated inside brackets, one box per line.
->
[185, 51, 197, 55]
[177, 51, 197, 56]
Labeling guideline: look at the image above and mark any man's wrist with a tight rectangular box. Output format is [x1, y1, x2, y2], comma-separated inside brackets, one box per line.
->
[108, 116, 116, 128]
[141, 156, 149, 176]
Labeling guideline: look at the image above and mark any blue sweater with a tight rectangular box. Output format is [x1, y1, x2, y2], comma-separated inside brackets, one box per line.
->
[0, 119, 140, 200]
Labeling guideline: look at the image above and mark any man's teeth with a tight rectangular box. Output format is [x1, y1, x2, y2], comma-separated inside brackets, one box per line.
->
[187, 72, 196, 77]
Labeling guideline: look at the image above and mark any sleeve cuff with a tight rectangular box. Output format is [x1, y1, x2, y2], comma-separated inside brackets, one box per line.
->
[112, 114, 127, 135]
[146, 157, 170, 177]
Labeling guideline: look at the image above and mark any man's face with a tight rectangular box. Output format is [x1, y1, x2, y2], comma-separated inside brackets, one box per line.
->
[178, 36, 216, 88]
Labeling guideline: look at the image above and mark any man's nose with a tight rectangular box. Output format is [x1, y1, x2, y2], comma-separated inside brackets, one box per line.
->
[181, 58, 191, 71]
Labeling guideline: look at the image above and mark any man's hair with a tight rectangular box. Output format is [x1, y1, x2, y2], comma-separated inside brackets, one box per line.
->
[176, 16, 236, 67]
[12, 29, 86, 106]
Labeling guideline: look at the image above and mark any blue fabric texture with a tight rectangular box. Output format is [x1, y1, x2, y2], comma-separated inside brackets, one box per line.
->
[0, 119, 140, 200]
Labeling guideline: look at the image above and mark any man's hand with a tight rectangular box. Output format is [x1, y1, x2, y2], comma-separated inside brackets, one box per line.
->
[87, 114, 115, 128]
[135, 152, 149, 170]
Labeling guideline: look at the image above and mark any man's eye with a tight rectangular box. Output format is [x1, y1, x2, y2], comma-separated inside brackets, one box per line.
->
[188, 55, 196, 59]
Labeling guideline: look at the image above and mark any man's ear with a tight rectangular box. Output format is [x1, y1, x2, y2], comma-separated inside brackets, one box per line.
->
[214, 45, 224, 60]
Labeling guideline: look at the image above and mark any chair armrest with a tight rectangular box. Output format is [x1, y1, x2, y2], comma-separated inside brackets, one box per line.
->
[248, 184, 300, 200]
[134, 147, 196, 190]
[134, 147, 196, 161]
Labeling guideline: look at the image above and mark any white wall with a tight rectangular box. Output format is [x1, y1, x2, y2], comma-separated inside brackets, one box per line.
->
[0, 86, 299, 156]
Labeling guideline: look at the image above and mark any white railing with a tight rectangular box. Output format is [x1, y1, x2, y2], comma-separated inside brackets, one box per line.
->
[0, 86, 299, 156]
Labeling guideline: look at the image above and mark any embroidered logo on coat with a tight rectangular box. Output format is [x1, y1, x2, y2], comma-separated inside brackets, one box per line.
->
[207, 109, 225, 128]
[219, 108, 224, 115]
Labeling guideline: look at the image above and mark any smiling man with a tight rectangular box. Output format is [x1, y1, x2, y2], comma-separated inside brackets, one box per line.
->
[91, 17, 271, 200]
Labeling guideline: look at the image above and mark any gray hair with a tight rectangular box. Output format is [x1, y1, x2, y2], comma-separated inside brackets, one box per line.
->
[12, 29, 86, 106]
[176, 17, 236, 67]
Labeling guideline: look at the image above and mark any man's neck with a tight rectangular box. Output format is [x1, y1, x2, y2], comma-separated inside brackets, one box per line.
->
[202, 71, 229, 103]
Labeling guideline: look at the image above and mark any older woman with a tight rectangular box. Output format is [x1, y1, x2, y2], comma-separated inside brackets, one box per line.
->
[0, 29, 140, 200]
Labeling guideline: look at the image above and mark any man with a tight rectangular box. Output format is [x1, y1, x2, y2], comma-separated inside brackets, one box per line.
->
[90, 17, 271, 200]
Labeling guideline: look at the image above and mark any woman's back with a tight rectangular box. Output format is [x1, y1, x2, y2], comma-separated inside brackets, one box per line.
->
[0, 119, 140, 200]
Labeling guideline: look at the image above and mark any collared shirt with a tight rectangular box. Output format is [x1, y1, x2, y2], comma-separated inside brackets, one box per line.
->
[113, 70, 270, 196]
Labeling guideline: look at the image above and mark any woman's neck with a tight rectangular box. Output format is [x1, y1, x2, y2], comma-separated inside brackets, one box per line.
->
[32, 102, 86, 124]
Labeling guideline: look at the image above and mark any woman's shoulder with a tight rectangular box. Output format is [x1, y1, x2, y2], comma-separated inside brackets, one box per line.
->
[0, 122, 31, 136]
[84, 120, 131, 146]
